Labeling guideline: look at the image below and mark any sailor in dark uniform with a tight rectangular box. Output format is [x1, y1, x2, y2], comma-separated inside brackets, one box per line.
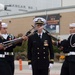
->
[0, 22, 27, 75]
[27, 17, 54, 75]
[66, 27, 75, 75]
[0, 21, 12, 75]
[59, 23, 75, 75]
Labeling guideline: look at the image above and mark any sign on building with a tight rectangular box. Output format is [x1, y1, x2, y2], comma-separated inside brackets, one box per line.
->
[36, 14, 60, 34]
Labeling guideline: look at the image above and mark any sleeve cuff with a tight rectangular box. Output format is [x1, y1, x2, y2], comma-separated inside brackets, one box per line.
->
[28, 60, 32, 65]
[49, 59, 54, 64]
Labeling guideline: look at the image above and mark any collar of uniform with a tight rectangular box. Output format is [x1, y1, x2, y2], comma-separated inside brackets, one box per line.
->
[38, 32, 43, 36]
[1, 34, 8, 39]
[37, 32, 43, 39]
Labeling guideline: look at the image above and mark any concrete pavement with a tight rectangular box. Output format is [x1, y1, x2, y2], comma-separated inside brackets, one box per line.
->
[14, 60, 62, 75]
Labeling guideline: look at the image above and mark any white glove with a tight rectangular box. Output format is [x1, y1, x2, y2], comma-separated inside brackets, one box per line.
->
[49, 63, 53, 69]
[29, 65, 32, 70]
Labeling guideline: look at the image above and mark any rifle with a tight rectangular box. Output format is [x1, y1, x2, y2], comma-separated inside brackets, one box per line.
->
[43, 28, 59, 41]
[0, 25, 37, 49]
[31, 24, 60, 41]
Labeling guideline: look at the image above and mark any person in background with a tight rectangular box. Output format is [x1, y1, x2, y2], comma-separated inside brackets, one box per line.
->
[27, 17, 54, 75]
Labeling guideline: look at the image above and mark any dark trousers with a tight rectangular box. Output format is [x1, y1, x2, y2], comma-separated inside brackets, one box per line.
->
[5, 56, 14, 75]
[0, 59, 12, 75]
[9, 61, 14, 75]
[60, 57, 75, 75]
[60, 59, 69, 75]
[32, 68, 48, 75]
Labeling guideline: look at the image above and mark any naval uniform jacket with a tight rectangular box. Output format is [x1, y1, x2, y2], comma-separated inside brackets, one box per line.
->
[2, 34, 22, 75]
[27, 32, 54, 69]
[5, 34, 22, 61]
[0, 34, 22, 62]
[0, 36, 12, 75]
[67, 34, 75, 62]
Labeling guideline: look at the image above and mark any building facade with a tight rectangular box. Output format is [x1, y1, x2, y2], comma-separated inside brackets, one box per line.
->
[2, 11, 75, 39]
[0, 0, 61, 16]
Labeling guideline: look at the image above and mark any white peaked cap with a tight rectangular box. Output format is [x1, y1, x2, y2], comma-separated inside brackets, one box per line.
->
[33, 17, 46, 24]
[2, 22, 8, 28]
[69, 23, 75, 27]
